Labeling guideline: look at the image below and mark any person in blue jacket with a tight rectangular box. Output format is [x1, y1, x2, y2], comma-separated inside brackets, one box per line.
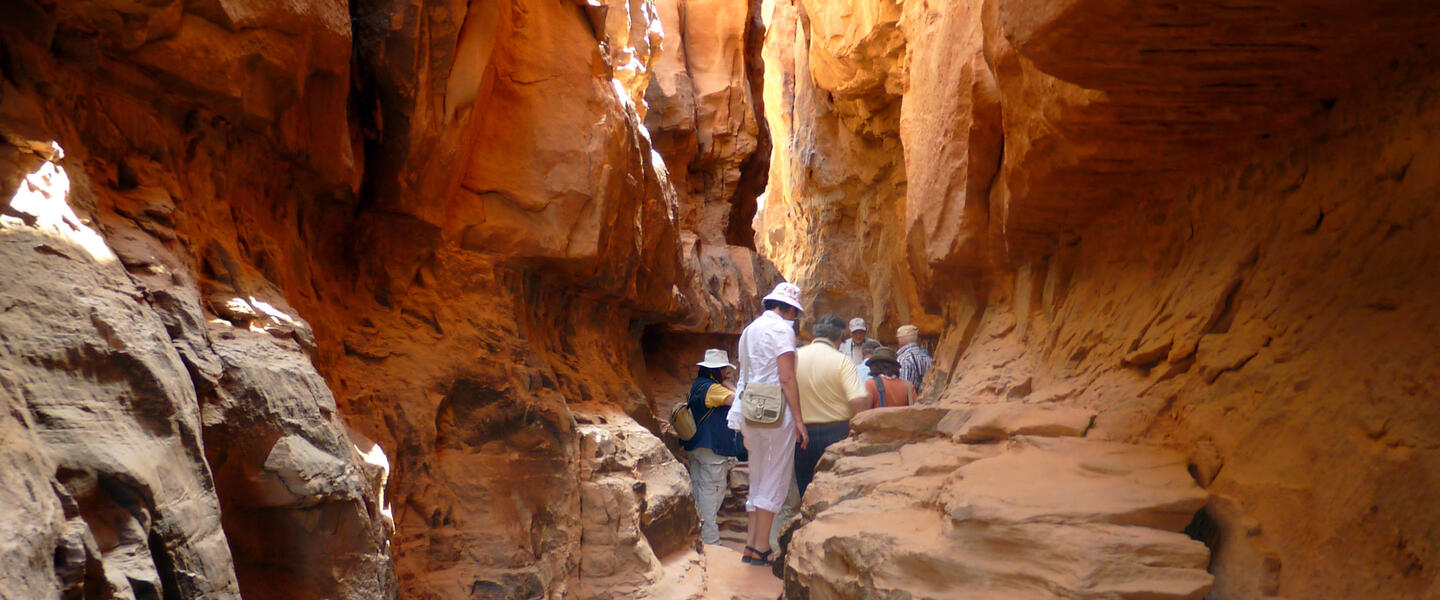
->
[683, 348, 746, 545]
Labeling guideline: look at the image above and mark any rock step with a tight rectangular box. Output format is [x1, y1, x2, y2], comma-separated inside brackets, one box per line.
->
[783, 402, 1213, 600]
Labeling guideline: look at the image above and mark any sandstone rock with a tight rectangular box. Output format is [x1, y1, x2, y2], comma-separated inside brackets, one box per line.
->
[646, 0, 769, 247]
[576, 414, 702, 599]
[847, 406, 956, 441]
[760, 5, 1440, 597]
[202, 325, 394, 600]
[16, 0, 1440, 598]
[935, 402, 1096, 442]
[898, 0, 1001, 298]
[0, 148, 242, 599]
[756, 0, 917, 333]
[670, 232, 783, 333]
[3, 0, 735, 598]
[784, 406, 1212, 599]
[0, 387, 71, 600]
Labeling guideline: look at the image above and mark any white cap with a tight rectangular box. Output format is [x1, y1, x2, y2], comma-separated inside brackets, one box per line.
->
[762, 282, 804, 311]
[849, 318, 867, 332]
[697, 349, 736, 369]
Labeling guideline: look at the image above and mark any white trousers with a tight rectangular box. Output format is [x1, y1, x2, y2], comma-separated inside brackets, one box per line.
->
[739, 408, 797, 513]
[688, 447, 729, 545]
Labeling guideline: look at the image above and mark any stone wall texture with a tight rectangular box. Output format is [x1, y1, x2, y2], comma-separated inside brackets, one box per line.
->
[6, 0, 1440, 599]
[1, 0, 770, 599]
[759, 1, 1440, 599]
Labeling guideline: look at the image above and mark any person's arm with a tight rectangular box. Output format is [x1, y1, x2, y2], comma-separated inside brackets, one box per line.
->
[705, 384, 734, 407]
[840, 359, 868, 416]
[777, 351, 807, 448]
[858, 379, 877, 414]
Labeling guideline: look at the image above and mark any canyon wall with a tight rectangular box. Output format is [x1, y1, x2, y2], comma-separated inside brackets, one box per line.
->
[1, 0, 770, 599]
[761, 0, 1440, 598]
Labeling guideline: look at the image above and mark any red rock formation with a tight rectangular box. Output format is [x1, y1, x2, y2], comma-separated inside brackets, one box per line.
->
[784, 405, 1211, 599]
[1, 1, 772, 599]
[761, 1, 1440, 598]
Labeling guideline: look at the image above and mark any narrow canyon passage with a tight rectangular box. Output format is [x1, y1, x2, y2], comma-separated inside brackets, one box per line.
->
[3, 1, 1440, 600]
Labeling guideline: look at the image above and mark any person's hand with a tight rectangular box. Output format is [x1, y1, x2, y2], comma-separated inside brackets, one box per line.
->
[795, 421, 809, 449]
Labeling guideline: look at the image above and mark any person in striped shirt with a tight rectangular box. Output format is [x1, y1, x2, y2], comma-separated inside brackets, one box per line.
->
[895, 324, 932, 392]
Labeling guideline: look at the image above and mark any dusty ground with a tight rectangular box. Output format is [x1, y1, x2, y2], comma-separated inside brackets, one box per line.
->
[699, 545, 781, 600]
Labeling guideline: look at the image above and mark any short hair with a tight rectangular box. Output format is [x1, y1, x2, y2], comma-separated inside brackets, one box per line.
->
[812, 314, 845, 342]
[860, 339, 882, 354]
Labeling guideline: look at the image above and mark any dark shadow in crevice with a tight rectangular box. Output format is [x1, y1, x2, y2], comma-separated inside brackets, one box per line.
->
[1183, 507, 1223, 577]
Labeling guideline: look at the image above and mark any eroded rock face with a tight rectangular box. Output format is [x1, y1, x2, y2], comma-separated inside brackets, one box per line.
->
[2, 0, 777, 598]
[646, 0, 769, 248]
[759, 1, 1440, 598]
[783, 405, 1211, 599]
[757, 0, 912, 328]
[0, 146, 243, 599]
[759, 0, 1440, 323]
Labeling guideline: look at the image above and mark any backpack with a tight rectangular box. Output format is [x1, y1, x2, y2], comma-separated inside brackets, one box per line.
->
[670, 401, 714, 441]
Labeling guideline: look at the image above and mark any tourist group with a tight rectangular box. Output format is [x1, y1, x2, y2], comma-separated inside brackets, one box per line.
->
[674, 282, 932, 565]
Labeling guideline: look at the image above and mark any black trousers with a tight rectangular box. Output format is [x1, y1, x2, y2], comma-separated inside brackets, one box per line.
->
[794, 421, 850, 498]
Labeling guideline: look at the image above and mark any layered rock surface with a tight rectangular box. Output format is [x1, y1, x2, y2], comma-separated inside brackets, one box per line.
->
[759, 0, 1440, 328]
[10, 0, 1439, 598]
[783, 404, 1211, 599]
[2, 0, 772, 599]
[758, 0, 1440, 598]
[1, 148, 246, 600]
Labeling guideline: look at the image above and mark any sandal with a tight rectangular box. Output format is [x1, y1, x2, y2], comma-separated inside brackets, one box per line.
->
[741, 546, 761, 564]
[743, 547, 773, 566]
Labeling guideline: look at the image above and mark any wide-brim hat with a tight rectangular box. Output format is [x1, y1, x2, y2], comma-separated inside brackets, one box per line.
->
[697, 348, 736, 369]
[763, 282, 804, 311]
[866, 346, 899, 367]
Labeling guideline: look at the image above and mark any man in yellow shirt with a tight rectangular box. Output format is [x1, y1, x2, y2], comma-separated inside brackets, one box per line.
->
[793, 314, 868, 496]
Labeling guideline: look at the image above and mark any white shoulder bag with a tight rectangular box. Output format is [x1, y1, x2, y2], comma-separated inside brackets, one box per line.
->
[740, 381, 784, 426]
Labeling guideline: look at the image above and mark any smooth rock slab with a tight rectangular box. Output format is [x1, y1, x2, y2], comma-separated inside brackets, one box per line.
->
[784, 405, 1212, 600]
[936, 402, 1096, 442]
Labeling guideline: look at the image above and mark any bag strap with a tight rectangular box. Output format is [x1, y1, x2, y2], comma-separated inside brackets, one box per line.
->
[694, 381, 726, 426]
[872, 375, 886, 408]
[901, 351, 923, 386]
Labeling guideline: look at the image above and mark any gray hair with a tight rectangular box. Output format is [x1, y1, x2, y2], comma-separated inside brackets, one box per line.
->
[812, 314, 846, 342]
[860, 339, 883, 354]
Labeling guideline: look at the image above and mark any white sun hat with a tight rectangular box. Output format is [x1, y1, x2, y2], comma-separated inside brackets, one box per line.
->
[849, 318, 867, 332]
[697, 348, 736, 369]
[762, 282, 804, 311]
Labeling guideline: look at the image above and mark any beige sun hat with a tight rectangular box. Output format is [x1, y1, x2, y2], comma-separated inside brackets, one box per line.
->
[697, 348, 736, 369]
[763, 282, 804, 311]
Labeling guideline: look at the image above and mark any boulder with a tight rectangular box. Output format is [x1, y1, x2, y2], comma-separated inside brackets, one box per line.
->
[0, 147, 243, 599]
[935, 402, 1096, 442]
[784, 405, 1212, 600]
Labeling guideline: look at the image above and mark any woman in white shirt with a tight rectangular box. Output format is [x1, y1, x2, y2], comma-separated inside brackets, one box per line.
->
[727, 282, 809, 565]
